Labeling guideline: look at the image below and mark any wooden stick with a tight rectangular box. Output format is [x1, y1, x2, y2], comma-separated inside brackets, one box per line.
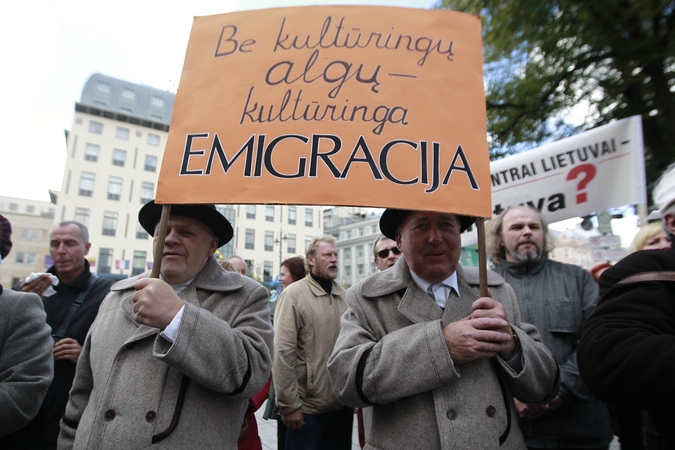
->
[150, 204, 172, 279]
[476, 217, 489, 297]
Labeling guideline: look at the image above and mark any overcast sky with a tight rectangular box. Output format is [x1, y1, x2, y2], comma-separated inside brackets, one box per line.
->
[0, 0, 436, 202]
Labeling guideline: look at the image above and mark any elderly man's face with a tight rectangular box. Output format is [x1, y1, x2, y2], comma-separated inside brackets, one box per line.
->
[396, 212, 461, 283]
[229, 257, 248, 275]
[154, 216, 218, 285]
[500, 207, 545, 263]
[374, 237, 401, 270]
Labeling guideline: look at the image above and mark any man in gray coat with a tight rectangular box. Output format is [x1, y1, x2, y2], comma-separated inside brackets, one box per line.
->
[488, 206, 612, 450]
[328, 209, 559, 450]
[59, 201, 274, 449]
[0, 214, 54, 441]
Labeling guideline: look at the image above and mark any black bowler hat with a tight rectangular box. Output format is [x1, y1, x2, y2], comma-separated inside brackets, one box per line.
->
[138, 200, 233, 246]
[379, 208, 476, 240]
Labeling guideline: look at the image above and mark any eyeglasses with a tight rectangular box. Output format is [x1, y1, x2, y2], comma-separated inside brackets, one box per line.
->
[376, 247, 401, 259]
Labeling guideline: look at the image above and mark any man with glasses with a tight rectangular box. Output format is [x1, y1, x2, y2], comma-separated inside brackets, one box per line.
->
[372, 235, 401, 271]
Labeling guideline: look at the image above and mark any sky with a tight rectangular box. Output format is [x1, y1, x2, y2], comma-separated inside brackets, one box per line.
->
[0, 0, 436, 202]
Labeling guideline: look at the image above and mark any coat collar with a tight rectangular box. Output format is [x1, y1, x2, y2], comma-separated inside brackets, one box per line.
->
[111, 257, 245, 293]
[306, 272, 346, 298]
[360, 257, 505, 324]
[113, 257, 247, 342]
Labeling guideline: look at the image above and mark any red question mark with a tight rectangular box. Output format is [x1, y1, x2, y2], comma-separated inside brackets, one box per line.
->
[566, 164, 597, 204]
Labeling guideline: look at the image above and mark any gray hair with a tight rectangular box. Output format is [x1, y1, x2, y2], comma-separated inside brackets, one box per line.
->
[53, 221, 90, 246]
[486, 205, 555, 264]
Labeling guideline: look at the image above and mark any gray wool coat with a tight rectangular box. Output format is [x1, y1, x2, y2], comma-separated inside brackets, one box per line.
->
[327, 258, 560, 450]
[0, 288, 54, 437]
[58, 257, 273, 450]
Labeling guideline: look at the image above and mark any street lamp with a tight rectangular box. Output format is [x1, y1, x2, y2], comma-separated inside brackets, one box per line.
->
[274, 228, 288, 268]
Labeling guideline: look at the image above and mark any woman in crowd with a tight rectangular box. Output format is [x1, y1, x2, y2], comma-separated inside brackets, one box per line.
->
[627, 221, 671, 253]
[263, 256, 306, 450]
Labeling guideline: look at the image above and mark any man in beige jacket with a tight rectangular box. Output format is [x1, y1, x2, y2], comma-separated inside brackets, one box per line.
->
[273, 235, 352, 450]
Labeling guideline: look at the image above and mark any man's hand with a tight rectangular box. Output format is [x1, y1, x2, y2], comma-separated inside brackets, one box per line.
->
[442, 316, 512, 365]
[514, 396, 562, 419]
[132, 278, 184, 329]
[470, 297, 517, 359]
[53, 338, 82, 364]
[282, 409, 304, 430]
[20, 275, 53, 296]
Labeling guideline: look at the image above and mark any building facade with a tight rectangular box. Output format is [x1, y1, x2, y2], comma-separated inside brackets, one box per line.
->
[55, 73, 322, 281]
[0, 196, 56, 288]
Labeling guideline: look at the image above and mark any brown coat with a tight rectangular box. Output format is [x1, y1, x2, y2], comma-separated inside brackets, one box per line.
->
[328, 258, 559, 450]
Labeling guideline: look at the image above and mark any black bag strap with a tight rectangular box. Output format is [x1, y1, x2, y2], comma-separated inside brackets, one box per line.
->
[52, 274, 98, 341]
[618, 271, 675, 285]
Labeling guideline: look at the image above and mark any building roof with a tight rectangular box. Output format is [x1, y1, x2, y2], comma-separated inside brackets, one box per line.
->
[78, 73, 175, 129]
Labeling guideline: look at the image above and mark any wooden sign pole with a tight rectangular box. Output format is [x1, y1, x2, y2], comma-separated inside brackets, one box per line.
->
[476, 218, 489, 297]
[150, 204, 172, 279]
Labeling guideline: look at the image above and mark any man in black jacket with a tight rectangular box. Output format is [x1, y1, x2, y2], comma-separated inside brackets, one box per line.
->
[579, 164, 675, 448]
[11, 221, 113, 449]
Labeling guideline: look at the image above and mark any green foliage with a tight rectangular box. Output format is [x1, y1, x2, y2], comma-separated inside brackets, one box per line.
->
[439, 0, 675, 188]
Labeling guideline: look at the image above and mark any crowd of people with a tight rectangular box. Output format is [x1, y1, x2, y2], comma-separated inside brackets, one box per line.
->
[0, 163, 673, 450]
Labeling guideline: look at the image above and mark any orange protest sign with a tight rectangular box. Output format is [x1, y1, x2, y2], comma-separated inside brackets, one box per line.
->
[157, 6, 491, 218]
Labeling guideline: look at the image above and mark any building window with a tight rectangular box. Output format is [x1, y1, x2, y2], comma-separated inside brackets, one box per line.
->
[96, 81, 110, 93]
[98, 248, 113, 274]
[246, 205, 256, 219]
[357, 246, 363, 257]
[74, 208, 90, 227]
[370, 262, 377, 274]
[265, 231, 274, 251]
[357, 264, 364, 275]
[132, 251, 147, 276]
[84, 143, 100, 162]
[147, 134, 160, 146]
[151, 96, 165, 107]
[140, 182, 154, 204]
[18, 228, 42, 241]
[107, 177, 122, 200]
[266, 205, 275, 222]
[344, 248, 351, 260]
[26, 205, 35, 213]
[144, 155, 157, 172]
[136, 222, 149, 239]
[245, 229, 255, 250]
[116, 127, 129, 139]
[15, 252, 37, 264]
[305, 208, 313, 227]
[359, 228, 364, 236]
[305, 236, 312, 252]
[89, 121, 103, 134]
[96, 82, 111, 95]
[8, 203, 18, 211]
[122, 88, 135, 100]
[112, 149, 126, 167]
[287, 233, 296, 253]
[346, 230, 352, 239]
[345, 265, 351, 276]
[102, 211, 118, 236]
[371, 224, 378, 233]
[264, 261, 273, 283]
[79, 172, 95, 197]
[288, 206, 296, 225]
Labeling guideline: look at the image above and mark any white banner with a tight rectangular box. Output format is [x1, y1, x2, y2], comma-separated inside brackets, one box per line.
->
[462, 115, 645, 246]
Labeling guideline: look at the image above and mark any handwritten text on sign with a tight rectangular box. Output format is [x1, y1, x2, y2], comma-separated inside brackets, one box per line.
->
[157, 6, 491, 217]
